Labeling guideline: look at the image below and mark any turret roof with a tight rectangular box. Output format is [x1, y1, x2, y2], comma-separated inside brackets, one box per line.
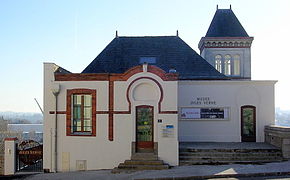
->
[205, 9, 249, 37]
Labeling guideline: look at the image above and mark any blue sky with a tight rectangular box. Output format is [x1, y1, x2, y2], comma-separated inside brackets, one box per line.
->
[0, 0, 290, 112]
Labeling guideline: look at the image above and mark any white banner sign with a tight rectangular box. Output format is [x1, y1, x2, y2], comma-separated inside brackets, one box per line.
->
[181, 107, 229, 119]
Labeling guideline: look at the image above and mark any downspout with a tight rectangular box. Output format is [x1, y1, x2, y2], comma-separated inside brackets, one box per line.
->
[51, 83, 60, 173]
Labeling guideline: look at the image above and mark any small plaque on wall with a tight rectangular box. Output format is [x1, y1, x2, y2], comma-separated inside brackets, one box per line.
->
[162, 125, 174, 138]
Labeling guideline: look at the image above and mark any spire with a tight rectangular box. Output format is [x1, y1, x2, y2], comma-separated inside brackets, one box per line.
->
[176, 30, 179, 37]
[115, 30, 118, 38]
[230, 4, 232, 10]
[205, 8, 249, 37]
[216, 4, 218, 10]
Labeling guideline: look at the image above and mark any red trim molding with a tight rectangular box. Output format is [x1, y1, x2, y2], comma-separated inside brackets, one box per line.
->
[108, 77, 114, 141]
[126, 77, 178, 114]
[4, 137, 18, 141]
[55, 65, 178, 141]
[49, 111, 66, 114]
[55, 65, 178, 82]
[66, 89, 96, 136]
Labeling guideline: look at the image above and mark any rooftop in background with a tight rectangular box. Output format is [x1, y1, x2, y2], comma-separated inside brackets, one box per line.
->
[8, 124, 43, 133]
[205, 8, 249, 37]
[82, 36, 227, 80]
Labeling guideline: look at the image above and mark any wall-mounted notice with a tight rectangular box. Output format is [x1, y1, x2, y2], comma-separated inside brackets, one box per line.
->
[181, 107, 229, 120]
[162, 125, 174, 138]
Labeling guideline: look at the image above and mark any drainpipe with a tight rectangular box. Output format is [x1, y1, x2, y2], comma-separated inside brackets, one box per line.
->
[51, 83, 60, 173]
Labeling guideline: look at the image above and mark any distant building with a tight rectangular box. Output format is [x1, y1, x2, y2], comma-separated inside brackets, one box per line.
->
[43, 7, 276, 172]
[7, 124, 43, 143]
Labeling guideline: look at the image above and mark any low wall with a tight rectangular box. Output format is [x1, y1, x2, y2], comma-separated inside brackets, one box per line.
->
[0, 154, 3, 175]
[265, 125, 290, 159]
[0, 142, 4, 175]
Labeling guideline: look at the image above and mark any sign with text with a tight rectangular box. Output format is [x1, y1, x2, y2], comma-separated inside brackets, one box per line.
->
[162, 125, 174, 138]
[190, 97, 216, 105]
[181, 107, 229, 120]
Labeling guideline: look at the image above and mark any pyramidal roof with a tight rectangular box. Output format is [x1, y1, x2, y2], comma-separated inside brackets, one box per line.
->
[82, 36, 227, 80]
[205, 8, 249, 37]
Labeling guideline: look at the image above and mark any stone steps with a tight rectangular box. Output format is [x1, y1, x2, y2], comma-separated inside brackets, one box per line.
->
[118, 163, 169, 170]
[112, 153, 169, 173]
[179, 148, 283, 165]
[131, 153, 158, 161]
[180, 152, 282, 157]
[124, 160, 164, 165]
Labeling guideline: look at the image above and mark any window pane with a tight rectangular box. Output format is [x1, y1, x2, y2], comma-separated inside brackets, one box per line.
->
[84, 107, 92, 119]
[139, 57, 156, 64]
[215, 55, 222, 73]
[73, 106, 81, 119]
[71, 93, 93, 133]
[233, 55, 240, 75]
[84, 120, 92, 132]
[73, 95, 82, 105]
[76, 120, 81, 131]
[84, 95, 92, 106]
[242, 108, 254, 136]
[224, 55, 231, 75]
[72, 94, 82, 132]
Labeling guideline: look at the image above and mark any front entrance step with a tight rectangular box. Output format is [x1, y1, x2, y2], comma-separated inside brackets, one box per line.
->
[131, 153, 158, 161]
[118, 164, 169, 170]
[179, 143, 284, 165]
[124, 160, 164, 165]
[112, 153, 169, 173]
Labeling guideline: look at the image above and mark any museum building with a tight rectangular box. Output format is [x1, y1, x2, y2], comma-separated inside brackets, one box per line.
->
[43, 8, 276, 172]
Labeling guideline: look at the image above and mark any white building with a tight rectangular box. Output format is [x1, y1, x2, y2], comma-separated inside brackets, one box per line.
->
[43, 7, 276, 172]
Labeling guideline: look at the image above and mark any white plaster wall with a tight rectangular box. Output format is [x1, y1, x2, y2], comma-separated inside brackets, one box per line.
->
[4, 140, 16, 175]
[115, 72, 179, 166]
[178, 80, 276, 142]
[43, 63, 58, 172]
[44, 65, 179, 172]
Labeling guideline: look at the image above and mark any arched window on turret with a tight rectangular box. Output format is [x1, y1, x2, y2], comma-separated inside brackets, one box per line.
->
[224, 55, 231, 75]
[233, 55, 240, 76]
[215, 55, 222, 73]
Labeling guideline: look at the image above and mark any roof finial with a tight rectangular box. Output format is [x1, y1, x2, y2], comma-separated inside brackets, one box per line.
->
[216, 4, 218, 10]
[230, 4, 232, 9]
[176, 30, 179, 37]
[115, 30, 118, 38]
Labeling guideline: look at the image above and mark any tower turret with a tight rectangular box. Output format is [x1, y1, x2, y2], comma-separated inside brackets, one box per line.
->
[198, 7, 253, 79]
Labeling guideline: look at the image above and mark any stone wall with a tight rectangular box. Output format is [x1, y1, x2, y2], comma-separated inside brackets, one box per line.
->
[0, 154, 4, 175]
[265, 125, 290, 159]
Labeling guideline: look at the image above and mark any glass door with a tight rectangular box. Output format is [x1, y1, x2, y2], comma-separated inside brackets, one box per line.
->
[136, 105, 154, 152]
[241, 106, 256, 142]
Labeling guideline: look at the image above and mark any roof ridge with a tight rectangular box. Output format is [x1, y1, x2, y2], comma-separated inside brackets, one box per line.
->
[117, 35, 178, 38]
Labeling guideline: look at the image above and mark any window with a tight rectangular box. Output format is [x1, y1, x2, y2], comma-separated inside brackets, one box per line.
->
[66, 89, 96, 136]
[233, 55, 240, 75]
[224, 55, 231, 75]
[72, 94, 92, 132]
[215, 55, 222, 73]
[139, 57, 156, 64]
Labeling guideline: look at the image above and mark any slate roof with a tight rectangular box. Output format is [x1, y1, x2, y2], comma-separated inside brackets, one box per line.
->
[82, 36, 227, 80]
[205, 9, 249, 37]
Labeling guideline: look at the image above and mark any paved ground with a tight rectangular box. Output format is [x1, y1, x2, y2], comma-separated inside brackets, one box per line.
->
[3, 160, 290, 180]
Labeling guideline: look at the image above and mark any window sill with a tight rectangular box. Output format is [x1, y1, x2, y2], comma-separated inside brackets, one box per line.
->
[67, 132, 94, 137]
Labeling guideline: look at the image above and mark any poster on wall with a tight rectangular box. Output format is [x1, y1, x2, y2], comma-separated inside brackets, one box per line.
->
[181, 107, 229, 120]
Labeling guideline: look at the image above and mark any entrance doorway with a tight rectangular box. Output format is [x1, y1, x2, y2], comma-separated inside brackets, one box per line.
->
[241, 106, 256, 142]
[136, 105, 154, 152]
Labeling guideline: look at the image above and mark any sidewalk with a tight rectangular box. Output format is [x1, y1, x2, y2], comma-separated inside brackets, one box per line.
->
[6, 160, 290, 180]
